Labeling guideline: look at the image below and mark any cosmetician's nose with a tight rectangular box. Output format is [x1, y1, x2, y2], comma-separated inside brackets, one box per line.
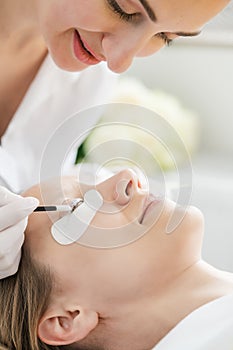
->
[102, 30, 149, 73]
[98, 169, 142, 206]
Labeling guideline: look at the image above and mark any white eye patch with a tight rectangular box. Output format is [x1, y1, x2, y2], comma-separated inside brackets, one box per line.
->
[51, 190, 103, 245]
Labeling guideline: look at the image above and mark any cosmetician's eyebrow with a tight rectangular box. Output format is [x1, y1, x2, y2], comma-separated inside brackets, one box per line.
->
[138, 0, 157, 22]
[175, 31, 202, 37]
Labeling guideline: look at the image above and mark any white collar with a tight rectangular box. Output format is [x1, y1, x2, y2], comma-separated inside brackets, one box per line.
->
[153, 293, 233, 350]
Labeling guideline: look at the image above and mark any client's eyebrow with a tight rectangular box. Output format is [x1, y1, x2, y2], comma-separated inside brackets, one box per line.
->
[138, 0, 157, 22]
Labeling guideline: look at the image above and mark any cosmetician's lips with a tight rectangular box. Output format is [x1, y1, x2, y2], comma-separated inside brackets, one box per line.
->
[140, 194, 161, 224]
[73, 30, 103, 65]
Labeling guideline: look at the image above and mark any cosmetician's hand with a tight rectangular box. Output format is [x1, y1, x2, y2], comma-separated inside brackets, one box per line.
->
[0, 186, 39, 279]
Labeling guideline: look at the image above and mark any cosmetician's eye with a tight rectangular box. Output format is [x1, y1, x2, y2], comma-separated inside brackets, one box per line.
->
[155, 32, 174, 46]
[106, 0, 140, 22]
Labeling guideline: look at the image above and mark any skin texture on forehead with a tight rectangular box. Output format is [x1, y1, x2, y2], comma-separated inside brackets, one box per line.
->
[149, 0, 229, 25]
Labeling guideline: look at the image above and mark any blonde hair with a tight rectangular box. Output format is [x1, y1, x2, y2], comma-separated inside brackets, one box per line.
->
[0, 246, 60, 350]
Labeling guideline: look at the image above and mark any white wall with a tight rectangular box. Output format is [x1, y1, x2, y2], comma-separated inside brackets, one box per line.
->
[123, 45, 233, 154]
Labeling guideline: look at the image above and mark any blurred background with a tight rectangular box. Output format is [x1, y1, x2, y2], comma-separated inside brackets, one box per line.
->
[78, 3, 233, 271]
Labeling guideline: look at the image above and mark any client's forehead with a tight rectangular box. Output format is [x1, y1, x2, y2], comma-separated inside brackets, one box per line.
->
[23, 176, 85, 205]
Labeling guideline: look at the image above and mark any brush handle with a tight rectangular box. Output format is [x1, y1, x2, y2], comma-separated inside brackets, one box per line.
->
[34, 205, 71, 212]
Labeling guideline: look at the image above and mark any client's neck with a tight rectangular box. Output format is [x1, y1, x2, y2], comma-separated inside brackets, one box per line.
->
[147, 260, 233, 347]
[109, 260, 233, 350]
[88, 261, 233, 350]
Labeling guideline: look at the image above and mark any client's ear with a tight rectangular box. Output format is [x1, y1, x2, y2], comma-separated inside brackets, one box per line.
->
[38, 305, 98, 346]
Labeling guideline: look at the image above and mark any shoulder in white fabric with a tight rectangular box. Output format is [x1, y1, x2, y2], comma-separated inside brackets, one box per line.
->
[51, 189, 103, 245]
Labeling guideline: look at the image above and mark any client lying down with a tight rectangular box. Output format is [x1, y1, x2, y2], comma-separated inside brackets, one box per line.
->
[0, 169, 233, 350]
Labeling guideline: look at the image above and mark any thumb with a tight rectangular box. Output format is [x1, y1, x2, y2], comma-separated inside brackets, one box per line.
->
[0, 197, 39, 231]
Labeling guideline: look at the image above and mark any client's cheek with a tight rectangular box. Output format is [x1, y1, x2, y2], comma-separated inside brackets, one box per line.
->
[91, 204, 130, 229]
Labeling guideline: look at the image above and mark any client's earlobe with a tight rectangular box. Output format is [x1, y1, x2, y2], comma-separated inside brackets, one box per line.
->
[38, 306, 99, 346]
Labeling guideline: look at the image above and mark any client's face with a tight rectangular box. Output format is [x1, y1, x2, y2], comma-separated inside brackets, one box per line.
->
[24, 169, 204, 348]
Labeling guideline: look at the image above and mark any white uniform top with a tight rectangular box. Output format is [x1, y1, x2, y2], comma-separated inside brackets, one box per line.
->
[0, 54, 117, 278]
[0, 54, 117, 193]
[153, 293, 233, 350]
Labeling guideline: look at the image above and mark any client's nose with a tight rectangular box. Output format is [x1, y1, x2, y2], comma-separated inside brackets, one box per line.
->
[112, 169, 141, 206]
[96, 169, 142, 206]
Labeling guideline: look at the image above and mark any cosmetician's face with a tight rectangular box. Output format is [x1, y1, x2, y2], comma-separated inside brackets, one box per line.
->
[35, 0, 229, 73]
[24, 169, 204, 315]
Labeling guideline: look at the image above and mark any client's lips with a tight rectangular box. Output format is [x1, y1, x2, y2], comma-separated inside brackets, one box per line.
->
[140, 194, 161, 224]
[73, 30, 102, 65]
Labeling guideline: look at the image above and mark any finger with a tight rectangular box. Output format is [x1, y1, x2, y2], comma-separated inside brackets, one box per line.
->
[0, 251, 21, 279]
[0, 219, 26, 257]
[0, 219, 25, 279]
[0, 197, 39, 231]
[0, 186, 21, 206]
